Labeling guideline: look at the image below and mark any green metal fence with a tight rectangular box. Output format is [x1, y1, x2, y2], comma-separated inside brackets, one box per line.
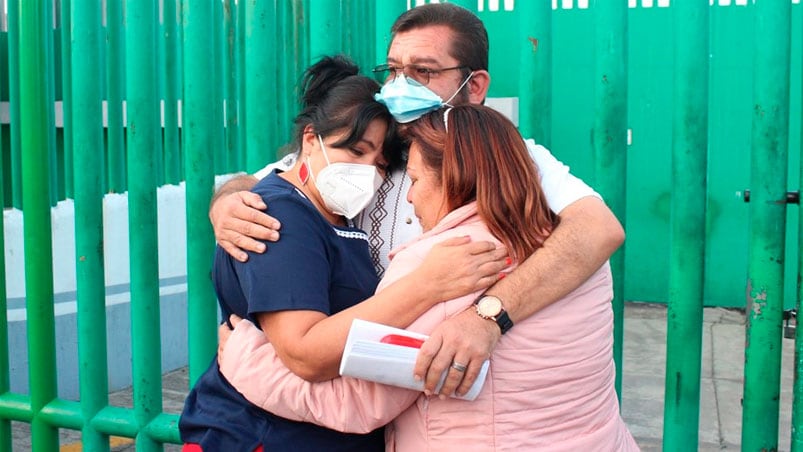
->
[0, 0, 801, 450]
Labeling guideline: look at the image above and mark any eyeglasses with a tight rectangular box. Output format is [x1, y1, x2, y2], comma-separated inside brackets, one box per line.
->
[372, 63, 468, 86]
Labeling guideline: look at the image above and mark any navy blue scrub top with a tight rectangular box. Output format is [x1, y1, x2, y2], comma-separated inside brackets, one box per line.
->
[180, 171, 384, 452]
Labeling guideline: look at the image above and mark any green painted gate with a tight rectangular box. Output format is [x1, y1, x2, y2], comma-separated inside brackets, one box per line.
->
[0, 0, 801, 450]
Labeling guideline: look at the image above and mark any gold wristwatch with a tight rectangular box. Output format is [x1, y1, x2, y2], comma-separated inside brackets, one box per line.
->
[475, 295, 514, 335]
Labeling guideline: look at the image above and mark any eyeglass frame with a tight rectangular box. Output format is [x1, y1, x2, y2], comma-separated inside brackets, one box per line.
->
[372, 63, 469, 86]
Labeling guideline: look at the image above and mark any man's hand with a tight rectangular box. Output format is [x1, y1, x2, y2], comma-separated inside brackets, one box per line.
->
[413, 307, 500, 398]
[413, 236, 509, 302]
[210, 189, 281, 263]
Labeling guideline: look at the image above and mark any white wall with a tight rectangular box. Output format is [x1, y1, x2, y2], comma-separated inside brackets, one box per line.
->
[4, 183, 195, 400]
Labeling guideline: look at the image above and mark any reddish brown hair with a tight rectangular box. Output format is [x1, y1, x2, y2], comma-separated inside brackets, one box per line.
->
[402, 105, 559, 262]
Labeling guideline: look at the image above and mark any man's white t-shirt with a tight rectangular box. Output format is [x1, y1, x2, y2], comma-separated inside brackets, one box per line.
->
[254, 140, 599, 275]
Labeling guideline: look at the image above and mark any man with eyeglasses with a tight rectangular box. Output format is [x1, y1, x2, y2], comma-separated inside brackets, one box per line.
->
[210, 3, 624, 398]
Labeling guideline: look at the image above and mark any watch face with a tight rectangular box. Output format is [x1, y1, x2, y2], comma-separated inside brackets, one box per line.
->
[478, 296, 502, 317]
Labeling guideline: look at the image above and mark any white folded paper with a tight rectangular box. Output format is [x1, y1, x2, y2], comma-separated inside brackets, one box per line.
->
[339, 319, 489, 401]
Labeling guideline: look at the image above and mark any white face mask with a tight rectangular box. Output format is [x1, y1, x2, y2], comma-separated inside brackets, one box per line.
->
[310, 135, 383, 219]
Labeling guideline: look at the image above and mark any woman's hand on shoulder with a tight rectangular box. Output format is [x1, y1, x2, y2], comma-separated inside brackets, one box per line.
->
[414, 236, 508, 303]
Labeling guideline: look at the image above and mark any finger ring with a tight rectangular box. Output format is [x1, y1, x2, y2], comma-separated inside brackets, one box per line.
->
[451, 361, 467, 373]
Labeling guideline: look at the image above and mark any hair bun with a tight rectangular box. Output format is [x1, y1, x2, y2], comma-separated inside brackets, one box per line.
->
[300, 55, 361, 108]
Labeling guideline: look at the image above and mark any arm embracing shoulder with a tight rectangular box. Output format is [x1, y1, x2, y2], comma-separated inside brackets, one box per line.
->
[209, 172, 280, 261]
[491, 141, 624, 322]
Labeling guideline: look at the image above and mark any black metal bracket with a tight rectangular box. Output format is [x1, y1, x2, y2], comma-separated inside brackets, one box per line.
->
[743, 190, 800, 204]
[784, 309, 797, 339]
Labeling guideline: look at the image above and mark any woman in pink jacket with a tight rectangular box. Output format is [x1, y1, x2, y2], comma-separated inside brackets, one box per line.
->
[219, 105, 638, 451]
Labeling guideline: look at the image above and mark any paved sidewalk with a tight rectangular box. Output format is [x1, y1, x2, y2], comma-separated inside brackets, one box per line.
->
[621, 302, 794, 451]
[11, 302, 798, 450]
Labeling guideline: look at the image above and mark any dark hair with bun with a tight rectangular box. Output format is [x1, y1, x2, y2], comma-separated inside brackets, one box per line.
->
[292, 55, 403, 171]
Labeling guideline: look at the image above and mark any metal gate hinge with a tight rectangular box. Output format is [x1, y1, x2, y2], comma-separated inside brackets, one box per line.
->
[742, 190, 800, 204]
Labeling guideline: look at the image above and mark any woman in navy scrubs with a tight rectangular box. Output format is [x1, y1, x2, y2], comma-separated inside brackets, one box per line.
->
[179, 55, 483, 451]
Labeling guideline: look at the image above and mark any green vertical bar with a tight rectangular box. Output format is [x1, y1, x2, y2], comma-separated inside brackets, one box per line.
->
[446, 0, 474, 12]
[106, 0, 126, 193]
[237, 0, 247, 168]
[245, 1, 278, 171]
[0, 35, 11, 452]
[164, 0, 182, 185]
[1, 25, 6, 209]
[61, 0, 73, 199]
[45, 0, 58, 207]
[223, 0, 240, 172]
[213, 0, 225, 175]
[742, 1, 791, 450]
[0, 182, 8, 449]
[374, 0, 405, 74]
[275, 0, 289, 150]
[794, 9, 803, 447]
[591, 0, 627, 400]
[20, 1, 59, 450]
[308, 0, 341, 63]
[71, 1, 110, 450]
[662, 3, 709, 450]
[292, 0, 309, 109]
[7, 0, 21, 208]
[517, 0, 551, 147]
[183, 0, 219, 386]
[276, 0, 306, 149]
[794, 60, 803, 451]
[351, 0, 374, 74]
[125, 1, 163, 449]
[340, 0, 352, 58]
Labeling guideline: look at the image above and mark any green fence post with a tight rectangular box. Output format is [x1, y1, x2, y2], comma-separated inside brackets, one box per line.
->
[308, 0, 341, 64]
[106, 0, 126, 193]
[244, 1, 278, 171]
[591, 0, 627, 400]
[742, 1, 791, 450]
[223, 0, 240, 172]
[340, 0, 353, 61]
[272, 0, 308, 151]
[374, 1, 405, 73]
[213, 0, 225, 175]
[237, 0, 247, 169]
[354, 0, 376, 75]
[45, 0, 58, 207]
[295, 0, 310, 78]
[183, 0, 219, 386]
[794, 12, 803, 445]
[7, 0, 21, 208]
[341, 0, 374, 74]
[125, 1, 163, 449]
[445, 0, 474, 12]
[163, 0, 182, 185]
[296, 0, 310, 138]
[71, 1, 111, 450]
[662, 2, 709, 449]
[794, 75, 803, 451]
[0, 37, 11, 451]
[60, 0, 73, 200]
[517, 0, 551, 147]
[275, 0, 290, 151]
[20, 1, 59, 450]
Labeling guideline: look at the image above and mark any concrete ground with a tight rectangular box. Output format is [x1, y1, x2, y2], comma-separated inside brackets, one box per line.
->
[10, 302, 798, 451]
[620, 302, 794, 451]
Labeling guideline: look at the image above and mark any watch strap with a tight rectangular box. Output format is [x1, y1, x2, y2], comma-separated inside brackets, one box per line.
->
[496, 310, 514, 335]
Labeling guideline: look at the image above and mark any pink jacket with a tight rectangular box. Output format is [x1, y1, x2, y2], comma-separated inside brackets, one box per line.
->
[219, 202, 638, 451]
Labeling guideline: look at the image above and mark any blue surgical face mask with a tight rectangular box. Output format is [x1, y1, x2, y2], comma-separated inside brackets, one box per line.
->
[375, 73, 473, 123]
